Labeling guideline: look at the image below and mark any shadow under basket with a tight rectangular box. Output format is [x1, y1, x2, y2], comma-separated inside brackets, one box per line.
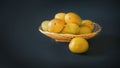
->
[39, 23, 102, 42]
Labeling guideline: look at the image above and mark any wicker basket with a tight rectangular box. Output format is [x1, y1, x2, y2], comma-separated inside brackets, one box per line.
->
[39, 23, 102, 42]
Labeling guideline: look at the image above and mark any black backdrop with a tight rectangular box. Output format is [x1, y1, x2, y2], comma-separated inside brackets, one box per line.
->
[0, 0, 120, 68]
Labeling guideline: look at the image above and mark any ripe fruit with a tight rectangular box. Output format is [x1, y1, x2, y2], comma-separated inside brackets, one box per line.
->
[55, 12, 66, 21]
[41, 20, 49, 31]
[61, 23, 80, 34]
[65, 12, 82, 25]
[48, 18, 65, 33]
[79, 25, 92, 34]
[82, 20, 94, 31]
[69, 37, 89, 53]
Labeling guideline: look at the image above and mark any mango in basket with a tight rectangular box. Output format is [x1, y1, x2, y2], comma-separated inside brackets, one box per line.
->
[41, 20, 50, 31]
[65, 12, 82, 25]
[61, 23, 80, 34]
[69, 37, 89, 53]
[82, 20, 94, 31]
[55, 12, 66, 21]
[79, 25, 92, 34]
[48, 18, 65, 33]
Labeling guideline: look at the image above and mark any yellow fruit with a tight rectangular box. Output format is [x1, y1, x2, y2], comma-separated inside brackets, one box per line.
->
[48, 18, 65, 33]
[82, 20, 94, 31]
[61, 23, 79, 34]
[79, 25, 92, 34]
[65, 12, 82, 25]
[55, 12, 66, 21]
[41, 20, 49, 31]
[69, 37, 89, 53]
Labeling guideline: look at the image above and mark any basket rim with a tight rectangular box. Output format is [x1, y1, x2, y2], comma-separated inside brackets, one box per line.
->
[39, 22, 102, 36]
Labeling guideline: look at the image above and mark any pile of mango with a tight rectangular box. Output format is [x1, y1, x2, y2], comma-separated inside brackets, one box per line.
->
[41, 12, 94, 35]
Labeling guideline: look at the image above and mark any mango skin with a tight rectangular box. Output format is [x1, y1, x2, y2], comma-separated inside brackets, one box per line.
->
[61, 23, 80, 34]
[82, 20, 94, 31]
[48, 19, 65, 33]
[55, 12, 66, 22]
[69, 37, 89, 53]
[65, 12, 82, 25]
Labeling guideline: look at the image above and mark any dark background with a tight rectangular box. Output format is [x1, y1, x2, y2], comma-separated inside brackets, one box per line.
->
[0, 0, 120, 68]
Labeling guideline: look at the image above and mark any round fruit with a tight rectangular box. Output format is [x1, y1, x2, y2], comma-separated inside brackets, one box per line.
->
[55, 12, 66, 21]
[48, 18, 65, 33]
[82, 20, 94, 31]
[79, 25, 92, 34]
[61, 23, 80, 34]
[69, 37, 89, 53]
[41, 20, 49, 31]
[65, 12, 82, 25]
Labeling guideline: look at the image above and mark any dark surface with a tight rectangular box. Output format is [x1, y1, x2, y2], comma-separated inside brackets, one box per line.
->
[0, 0, 120, 68]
